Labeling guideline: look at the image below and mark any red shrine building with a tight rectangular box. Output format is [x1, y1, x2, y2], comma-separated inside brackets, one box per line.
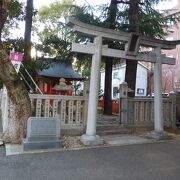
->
[37, 59, 83, 95]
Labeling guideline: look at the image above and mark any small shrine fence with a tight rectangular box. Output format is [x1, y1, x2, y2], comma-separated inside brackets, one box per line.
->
[126, 97, 176, 127]
[120, 83, 177, 129]
[29, 94, 88, 129]
[1, 87, 177, 134]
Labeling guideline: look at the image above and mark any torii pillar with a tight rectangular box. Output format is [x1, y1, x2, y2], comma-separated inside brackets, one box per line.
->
[80, 36, 104, 145]
[149, 47, 166, 139]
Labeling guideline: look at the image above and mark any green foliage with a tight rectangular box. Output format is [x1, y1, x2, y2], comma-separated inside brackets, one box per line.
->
[95, 0, 179, 38]
[139, 8, 167, 38]
[2, 38, 25, 53]
[75, 55, 92, 79]
[2, 0, 24, 39]
[33, 0, 180, 81]
[33, 0, 97, 79]
[9, 0, 24, 20]
[33, 0, 79, 42]
[33, 0, 80, 59]
[40, 35, 73, 61]
[2, 0, 36, 40]
[137, 0, 178, 38]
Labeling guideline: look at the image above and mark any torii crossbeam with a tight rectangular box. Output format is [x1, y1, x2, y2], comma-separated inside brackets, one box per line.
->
[66, 17, 180, 145]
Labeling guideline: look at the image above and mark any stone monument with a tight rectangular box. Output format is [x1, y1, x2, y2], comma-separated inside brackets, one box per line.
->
[23, 117, 61, 151]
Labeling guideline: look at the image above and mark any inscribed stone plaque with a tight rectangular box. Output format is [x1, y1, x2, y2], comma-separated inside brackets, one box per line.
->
[23, 117, 61, 151]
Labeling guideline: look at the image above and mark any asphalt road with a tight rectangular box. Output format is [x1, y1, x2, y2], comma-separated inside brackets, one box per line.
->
[0, 141, 180, 180]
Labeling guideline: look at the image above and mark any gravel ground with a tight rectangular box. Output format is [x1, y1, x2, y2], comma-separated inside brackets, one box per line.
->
[62, 136, 84, 149]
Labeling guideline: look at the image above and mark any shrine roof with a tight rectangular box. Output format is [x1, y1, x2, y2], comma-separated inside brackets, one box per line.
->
[37, 59, 84, 80]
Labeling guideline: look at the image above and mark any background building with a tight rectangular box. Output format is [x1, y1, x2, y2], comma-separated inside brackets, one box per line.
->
[100, 63, 148, 99]
[162, 0, 180, 92]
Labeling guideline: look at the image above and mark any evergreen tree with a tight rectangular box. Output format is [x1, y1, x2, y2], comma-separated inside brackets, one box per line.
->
[98, 0, 177, 113]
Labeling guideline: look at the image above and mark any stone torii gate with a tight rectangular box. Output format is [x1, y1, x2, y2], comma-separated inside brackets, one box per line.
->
[66, 17, 180, 145]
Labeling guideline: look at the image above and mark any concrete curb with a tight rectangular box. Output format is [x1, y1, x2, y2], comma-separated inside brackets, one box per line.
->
[5, 134, 176, 156]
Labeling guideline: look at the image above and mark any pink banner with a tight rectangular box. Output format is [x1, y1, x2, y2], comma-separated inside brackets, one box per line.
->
[10, 52, 23, 62]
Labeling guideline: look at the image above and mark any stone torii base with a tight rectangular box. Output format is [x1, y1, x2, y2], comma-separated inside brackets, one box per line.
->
[148, 131, 169, 140]
[81, 134, 104, 146]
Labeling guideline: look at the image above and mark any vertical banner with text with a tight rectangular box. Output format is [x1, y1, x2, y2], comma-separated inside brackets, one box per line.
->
[10, 52, 23, 72]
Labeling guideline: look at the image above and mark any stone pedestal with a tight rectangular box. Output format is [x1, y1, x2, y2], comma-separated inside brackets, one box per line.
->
[80, 134, 104, 146]
[23, 117, 62, 151]
[148, 131, 169, 140]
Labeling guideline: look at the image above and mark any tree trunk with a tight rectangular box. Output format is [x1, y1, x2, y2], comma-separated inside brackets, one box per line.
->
[103, 0, 118, 115]
[24, 0, 33, 61]
[0, 1, 31, 143]
[125, 0, 140, 97]
[104, 58, 113, 115]
[0, 49, 31, 143]
[125, 60, 137, 97]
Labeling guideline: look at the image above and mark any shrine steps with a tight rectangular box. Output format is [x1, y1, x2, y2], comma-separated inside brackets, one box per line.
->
[97, 125, 131, 136]
[96, 115, 130, 135]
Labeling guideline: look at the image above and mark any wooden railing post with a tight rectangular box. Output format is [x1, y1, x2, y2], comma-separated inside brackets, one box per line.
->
[119, 82, 128, 125]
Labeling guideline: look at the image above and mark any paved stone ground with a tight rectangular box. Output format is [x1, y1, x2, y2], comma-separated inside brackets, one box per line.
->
[102, 134, 156, 146]
[1, 141, 180, 180]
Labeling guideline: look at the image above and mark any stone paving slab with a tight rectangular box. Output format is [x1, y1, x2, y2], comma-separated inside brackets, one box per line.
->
[6, 144, 23, 156]
[5, 144, 63, 156]
[102, 134, 156, 146]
